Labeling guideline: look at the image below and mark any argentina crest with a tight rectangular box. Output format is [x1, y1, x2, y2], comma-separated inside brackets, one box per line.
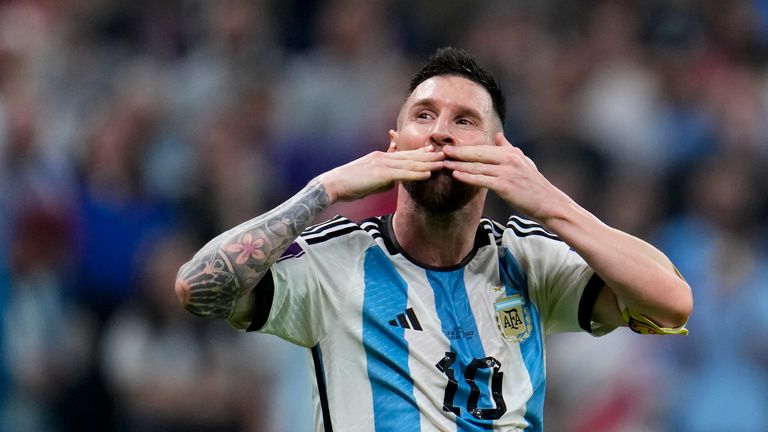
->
[494, 294, 532, 343]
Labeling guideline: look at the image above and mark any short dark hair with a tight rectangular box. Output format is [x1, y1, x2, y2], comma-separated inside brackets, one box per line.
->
[408, 47, 506, 124]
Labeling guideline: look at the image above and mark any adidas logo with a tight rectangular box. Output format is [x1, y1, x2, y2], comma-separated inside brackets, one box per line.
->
[388, 307, 423, 331]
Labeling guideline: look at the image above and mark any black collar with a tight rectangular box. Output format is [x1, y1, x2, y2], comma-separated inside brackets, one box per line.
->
[377, 214, 491, 272]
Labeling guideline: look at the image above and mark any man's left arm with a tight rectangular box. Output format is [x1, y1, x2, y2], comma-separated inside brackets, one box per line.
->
[443, 133, 692, 330]
[542, 208, 691, 331]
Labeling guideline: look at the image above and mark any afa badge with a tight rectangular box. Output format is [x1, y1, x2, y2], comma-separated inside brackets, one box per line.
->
[495, 294, 531, 343]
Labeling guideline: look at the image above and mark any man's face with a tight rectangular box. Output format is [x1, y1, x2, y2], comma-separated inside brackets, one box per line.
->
[392, 75, 498, 213]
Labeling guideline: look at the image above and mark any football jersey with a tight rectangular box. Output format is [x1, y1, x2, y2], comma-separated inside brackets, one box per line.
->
[255, 214, 603, 431]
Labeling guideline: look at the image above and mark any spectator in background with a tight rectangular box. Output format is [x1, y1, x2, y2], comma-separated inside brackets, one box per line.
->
[2, 203, 99, 431]
[72, 88, 173, 322]
[0, 72, 97, 431]
[64, 85, 175, 430]
[167, 0, 283, 132]
[270, 0, 408, 194]
[181, 88, 279, 240]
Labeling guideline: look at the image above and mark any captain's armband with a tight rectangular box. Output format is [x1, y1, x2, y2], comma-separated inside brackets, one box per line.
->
[621, 308, 688, 335]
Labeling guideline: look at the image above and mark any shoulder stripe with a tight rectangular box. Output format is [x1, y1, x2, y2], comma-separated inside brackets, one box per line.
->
[361, 219, 384, 240]
[507, 216, 561, 241]
[302, 215, 348, 235]
[509, 215, 543, 229]
[303, 225, 363, 245]
[302, 218, 358, 241]
[360, 216, 384, 231]
[480, 217, 505, 246]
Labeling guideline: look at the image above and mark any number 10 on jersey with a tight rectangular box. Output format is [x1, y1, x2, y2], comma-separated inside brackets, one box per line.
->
[435, 352, 507, 420]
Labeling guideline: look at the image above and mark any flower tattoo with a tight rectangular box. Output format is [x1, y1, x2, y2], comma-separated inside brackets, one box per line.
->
[224, 233, 266, 265]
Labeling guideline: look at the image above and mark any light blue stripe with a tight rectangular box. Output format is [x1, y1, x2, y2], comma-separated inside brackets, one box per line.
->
[427, 269, 494, 431]
[494, 297, 524, 310]
[363, 247, 421, 432]
[500, 249, 545, 432]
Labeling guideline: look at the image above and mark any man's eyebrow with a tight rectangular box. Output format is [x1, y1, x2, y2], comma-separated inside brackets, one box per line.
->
[409, 99, 437, 111]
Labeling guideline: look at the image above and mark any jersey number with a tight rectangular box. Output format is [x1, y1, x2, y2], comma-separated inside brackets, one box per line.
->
[435, 352, 507, 420]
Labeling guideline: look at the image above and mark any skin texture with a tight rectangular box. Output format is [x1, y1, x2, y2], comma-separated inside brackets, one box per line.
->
[176, 74, 692, 330]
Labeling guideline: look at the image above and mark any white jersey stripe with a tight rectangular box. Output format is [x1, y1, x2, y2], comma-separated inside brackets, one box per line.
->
[362, 247, 421, 431]
[399, 266, 455, 432]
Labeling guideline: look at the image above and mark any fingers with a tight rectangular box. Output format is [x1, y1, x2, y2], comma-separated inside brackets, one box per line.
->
[391, 159, 445, 173]
[443, 144, 503, 164]
[383, 147, 446, 175]
[443, 141, 536, 171]
[390, 144, 443, 159]
[361, 149, 443, 185]
[440, 135, 543, 193]
[450, 170, 498, 189]
[326, 147, 442, 201]
[443, 159, 496, 177]
[388, 167, 434, 181]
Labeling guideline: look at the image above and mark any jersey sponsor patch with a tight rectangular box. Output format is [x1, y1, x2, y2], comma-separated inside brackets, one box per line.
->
[495, 294, 532, 343]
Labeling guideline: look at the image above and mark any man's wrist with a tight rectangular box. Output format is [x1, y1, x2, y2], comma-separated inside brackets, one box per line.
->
[314, 172, 339, 204]
[530, 193, 581, 233]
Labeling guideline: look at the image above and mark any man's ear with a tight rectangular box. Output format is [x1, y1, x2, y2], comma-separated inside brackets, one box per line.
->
[388, 130, 398, 153]
[494, 131, 508, 147]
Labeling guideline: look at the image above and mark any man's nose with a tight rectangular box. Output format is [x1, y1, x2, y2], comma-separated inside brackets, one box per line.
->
[429, 118, 454, 146]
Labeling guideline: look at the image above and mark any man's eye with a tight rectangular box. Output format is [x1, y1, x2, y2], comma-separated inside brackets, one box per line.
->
[457, 118, 473, 125]
[417, 112, 433, 120]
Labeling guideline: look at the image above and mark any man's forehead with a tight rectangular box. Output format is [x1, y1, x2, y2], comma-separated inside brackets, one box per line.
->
[406, 75, 493, 113]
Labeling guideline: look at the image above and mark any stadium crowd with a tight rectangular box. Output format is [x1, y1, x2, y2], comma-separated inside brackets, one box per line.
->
[1, 0, 767, 430]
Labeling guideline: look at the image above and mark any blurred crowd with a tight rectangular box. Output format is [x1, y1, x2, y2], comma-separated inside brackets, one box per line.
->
[1, 0, 767, 431]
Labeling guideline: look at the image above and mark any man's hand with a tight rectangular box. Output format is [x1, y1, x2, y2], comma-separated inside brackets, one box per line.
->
[442, 132, 571, 223]
[445, 132, 692, 329]
[318, 145, 446, 203]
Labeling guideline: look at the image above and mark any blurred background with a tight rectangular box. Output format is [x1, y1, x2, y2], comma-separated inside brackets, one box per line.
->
[1, 0, 767, 430]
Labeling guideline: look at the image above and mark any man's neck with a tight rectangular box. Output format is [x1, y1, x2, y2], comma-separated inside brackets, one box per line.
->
[392, 190, 485, 268]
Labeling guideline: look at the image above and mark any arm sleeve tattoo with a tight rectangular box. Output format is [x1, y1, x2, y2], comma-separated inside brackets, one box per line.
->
[176, 179, 331, 321]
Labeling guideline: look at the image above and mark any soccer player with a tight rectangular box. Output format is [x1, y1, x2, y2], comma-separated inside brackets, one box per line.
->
[175, 47, 692, 431]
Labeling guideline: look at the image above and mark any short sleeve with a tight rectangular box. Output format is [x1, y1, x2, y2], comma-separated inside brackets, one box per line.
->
[256, 217, 369, 347]
[503, 217, 610, 335]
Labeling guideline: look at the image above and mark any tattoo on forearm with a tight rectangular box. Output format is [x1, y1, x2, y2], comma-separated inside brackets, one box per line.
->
[177, 180, 331, 319]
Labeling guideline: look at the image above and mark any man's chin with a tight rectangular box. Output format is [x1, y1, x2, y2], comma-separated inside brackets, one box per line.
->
[402, 171, 480, 213]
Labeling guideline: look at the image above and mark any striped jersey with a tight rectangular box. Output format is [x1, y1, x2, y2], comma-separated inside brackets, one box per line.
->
[255, 214, 604, 431]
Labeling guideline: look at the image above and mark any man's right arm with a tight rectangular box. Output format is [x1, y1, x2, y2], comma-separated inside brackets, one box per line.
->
[175, 179, 332, 328]
[174, 144, 445, 329]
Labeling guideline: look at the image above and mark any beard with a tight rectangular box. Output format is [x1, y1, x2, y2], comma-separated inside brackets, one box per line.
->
[402, 169, 481, 214]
